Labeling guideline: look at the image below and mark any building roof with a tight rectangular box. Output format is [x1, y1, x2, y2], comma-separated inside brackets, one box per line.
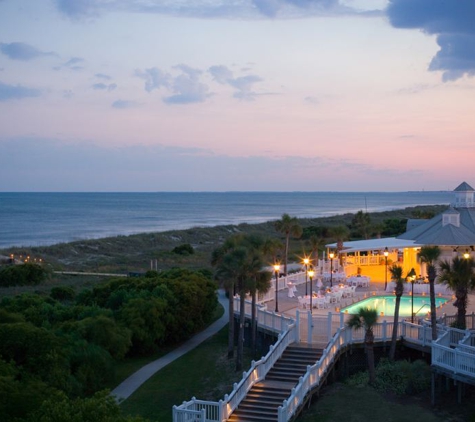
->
[397, 208, 475, 246]
[326, 237, 422, 253]
[454, 181, 474, 192]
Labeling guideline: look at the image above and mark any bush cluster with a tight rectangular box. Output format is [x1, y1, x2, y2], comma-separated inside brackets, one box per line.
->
[0, 263, 49, 287]
[346, 358, 431, 396]
[0, 268, 217, 421]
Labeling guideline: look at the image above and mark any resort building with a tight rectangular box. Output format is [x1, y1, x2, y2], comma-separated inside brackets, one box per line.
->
[326, 182, 475, 281]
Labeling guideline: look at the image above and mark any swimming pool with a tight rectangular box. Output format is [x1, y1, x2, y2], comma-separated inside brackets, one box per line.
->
[341, 295, 449, 317]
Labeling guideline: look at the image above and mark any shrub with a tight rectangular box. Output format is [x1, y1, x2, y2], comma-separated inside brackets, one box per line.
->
[0, 263, 48, 287]
[172, 243, 194, 255]
[50, 286, 76, 302]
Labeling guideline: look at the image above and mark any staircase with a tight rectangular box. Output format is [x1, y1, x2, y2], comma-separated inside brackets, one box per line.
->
[227, 345, 322, 422]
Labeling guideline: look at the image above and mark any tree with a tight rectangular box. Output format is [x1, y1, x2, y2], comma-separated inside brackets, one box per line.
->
[306, 234, 325, 266]
[438, 256, 475, 329]
[274, 213, 302, 275]
[388, 265, 404, 360]
[351, 210, 371, 239]
[418, 246, 441, 340]
[330, 225, 349, 265]
[346, 307, 379, 385]
[249, 269, 271, 356]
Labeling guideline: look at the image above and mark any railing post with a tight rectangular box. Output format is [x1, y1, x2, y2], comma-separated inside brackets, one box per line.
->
[339, 311, 344, 328]
[328, 312, 332, 342]
[307, 310, 312, 344]
[382, 320, 387, 342]
[296, 310, 300, 343]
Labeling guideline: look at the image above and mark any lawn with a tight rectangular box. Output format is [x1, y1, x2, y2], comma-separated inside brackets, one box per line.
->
[120, 326, 252, 421]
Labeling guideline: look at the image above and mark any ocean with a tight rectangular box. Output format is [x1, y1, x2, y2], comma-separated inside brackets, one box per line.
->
[0, 191, 453, 249]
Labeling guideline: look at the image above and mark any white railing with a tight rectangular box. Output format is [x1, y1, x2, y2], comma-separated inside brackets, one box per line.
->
[258, 271, 307, 304]
[173, 300, 295, 422]
[174, 295, 475, 422]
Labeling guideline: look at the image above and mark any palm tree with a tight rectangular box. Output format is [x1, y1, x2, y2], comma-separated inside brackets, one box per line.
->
[306, 234, 324, 266]
[262, 237, 283, 265]
[249, 270, 271, 355]
[274, 214, 302, 276]
[330, 225, 349, 265]
[346, 307, 379, 385]
[213, 234, 269, 369]
[351, 210, 371, 239]
[418, 246, 441, 340]
[388, 265, 404, 360]
[439, 256, 475, 329]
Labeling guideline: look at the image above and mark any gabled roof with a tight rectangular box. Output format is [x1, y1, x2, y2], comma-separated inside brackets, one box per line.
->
[398, 208, 475, 246]
[454, 181, 474, 192]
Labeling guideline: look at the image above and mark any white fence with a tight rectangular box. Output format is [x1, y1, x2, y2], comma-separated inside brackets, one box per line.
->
[173, 298, 475, 422]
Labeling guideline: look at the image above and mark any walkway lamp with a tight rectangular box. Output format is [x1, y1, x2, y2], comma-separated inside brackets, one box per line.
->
[329, 252, 335, 287]
[464, 249, 470, 259]
[384, 247, 389, 291]
[407, 268, 416, 323]
[308, 269, 315, 314]
[303, 257, 310, 295]
[274, 264, 280, 312]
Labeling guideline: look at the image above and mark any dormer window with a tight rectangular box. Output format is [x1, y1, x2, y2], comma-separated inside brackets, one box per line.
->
[442, 210, 460, 227]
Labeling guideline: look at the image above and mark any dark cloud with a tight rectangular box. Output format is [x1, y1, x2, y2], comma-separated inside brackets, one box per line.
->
[387, 0, 475, 81]
[55, 0, 102, 20]
[0, 42, 57, 61]
[112, 99, 138, 109]
[0, 81, 41, 101]
[54, 0, 381, 21]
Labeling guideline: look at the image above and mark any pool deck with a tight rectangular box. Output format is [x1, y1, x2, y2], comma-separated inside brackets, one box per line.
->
[271, 277, 475, 323]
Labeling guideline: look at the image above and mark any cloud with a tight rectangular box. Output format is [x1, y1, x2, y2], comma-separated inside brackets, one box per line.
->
[55, 0, 103, 20]
[164, 66, 211, 104]
[112, 99, 139, 109]
[55, 57, 86, 71]
[135, 65, 210, 104]
[0, 81, 41, 101]
[95, 73, 112, 80]
[135, 67, 171, 92]
[387, 0, 475, 81]
[304, 96, 319, 105]
[92, 82, 117, 91]
[0, 42, 57, 61]
[54, 0, 382, 21]
[208, 65, 263, 100]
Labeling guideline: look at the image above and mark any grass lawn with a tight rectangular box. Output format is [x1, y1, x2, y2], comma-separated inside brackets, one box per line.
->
[120, 326, 252, 421]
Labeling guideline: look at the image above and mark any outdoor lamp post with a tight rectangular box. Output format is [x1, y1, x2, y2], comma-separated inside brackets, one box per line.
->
[464, 249, 470, 259]
[329, 252, 335, 287]
[407, 268, 416, 323]
[308, 269, 315, 314]
[303, 257, 310, 295]
[384, 247, 389, 291]
[274, 264, 280, 312]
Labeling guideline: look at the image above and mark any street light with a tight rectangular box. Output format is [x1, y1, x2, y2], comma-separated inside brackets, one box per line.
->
[407, 268, 416, 323]
[329, 252, 335, 287]
[308, 269, 315, 314]
[303, 257, 310, 295]
[384, 247, 389, 291]
[274, 264, 280, 312]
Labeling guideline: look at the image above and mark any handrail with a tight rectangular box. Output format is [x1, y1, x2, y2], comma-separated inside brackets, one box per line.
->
[173, 297, 475, 422]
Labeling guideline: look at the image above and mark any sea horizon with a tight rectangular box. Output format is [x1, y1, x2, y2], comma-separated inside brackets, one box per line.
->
[0, 191, 453, 249]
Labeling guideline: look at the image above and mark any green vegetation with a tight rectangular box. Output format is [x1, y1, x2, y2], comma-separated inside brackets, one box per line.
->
[0, 262, 49, 287]
[0, 269, 217, 421]
[120, 326, 253, 422]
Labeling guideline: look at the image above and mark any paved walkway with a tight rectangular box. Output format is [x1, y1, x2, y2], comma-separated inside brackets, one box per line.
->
[111, 289, 229, 401]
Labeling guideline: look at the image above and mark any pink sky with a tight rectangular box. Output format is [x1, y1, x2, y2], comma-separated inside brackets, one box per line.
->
[0, 0, 474, 192]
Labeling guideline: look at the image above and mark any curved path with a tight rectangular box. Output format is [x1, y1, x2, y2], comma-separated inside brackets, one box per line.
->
[111, 289, 229, 402]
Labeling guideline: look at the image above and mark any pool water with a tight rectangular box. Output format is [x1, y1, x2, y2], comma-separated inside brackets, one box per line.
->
[341, 295, 449, 317]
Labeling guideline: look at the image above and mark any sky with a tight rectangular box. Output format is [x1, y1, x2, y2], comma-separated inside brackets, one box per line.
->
[0, 0, 474, 192]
